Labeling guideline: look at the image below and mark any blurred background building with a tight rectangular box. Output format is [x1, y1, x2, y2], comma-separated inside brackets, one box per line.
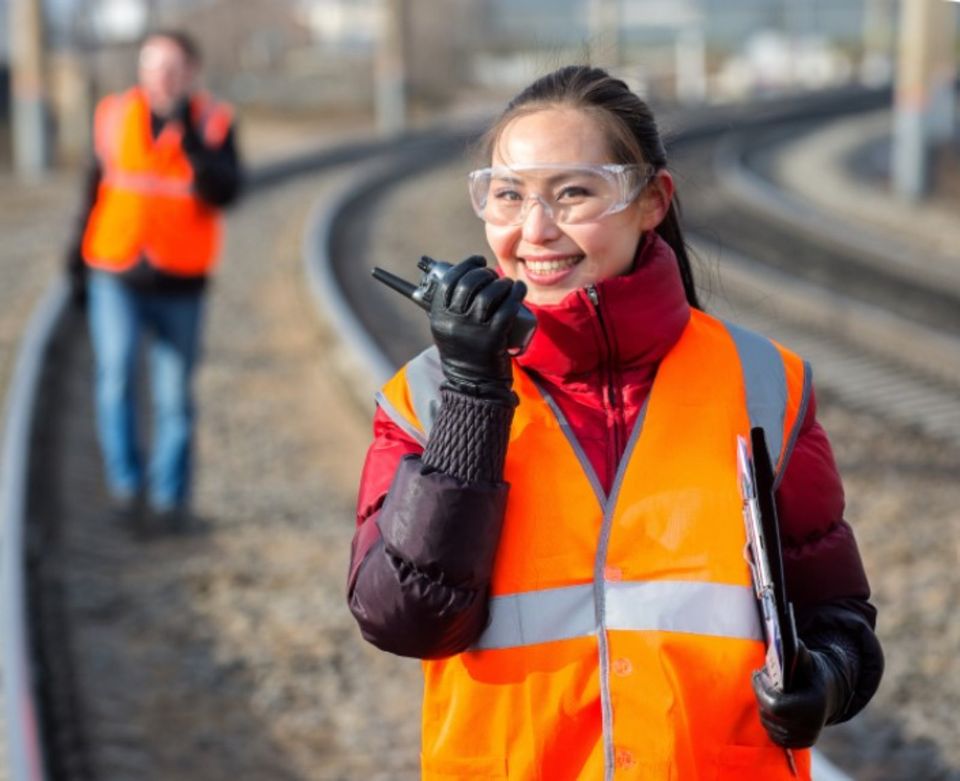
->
[0, 0, 955, 189]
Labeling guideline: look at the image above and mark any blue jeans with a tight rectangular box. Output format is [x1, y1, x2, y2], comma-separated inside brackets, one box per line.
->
[87, 271, 205, 511]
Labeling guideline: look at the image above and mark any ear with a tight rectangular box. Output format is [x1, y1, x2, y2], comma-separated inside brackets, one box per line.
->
[637, 169, 675, 232]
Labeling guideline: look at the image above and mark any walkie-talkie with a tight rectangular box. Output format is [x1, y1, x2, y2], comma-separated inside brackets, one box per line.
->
[372, 256, 537, 355]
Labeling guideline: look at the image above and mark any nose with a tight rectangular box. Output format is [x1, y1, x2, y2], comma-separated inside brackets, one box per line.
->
[520, 196, 562, 243]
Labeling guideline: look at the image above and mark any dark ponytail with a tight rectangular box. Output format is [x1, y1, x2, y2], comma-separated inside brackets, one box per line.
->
[484, 65, 701, 309]
[654, 202, 700, 309]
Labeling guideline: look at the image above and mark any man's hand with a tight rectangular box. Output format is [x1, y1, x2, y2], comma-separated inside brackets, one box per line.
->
[429, 256, 527, 403]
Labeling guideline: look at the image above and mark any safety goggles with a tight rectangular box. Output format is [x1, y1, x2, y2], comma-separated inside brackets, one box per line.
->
[467, 163, 654, 226]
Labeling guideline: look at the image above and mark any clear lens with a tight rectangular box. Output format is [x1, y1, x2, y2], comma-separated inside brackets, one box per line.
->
[468, 163, 652, 226]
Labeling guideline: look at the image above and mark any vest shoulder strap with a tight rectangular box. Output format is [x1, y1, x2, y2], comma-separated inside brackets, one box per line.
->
[94, 89, 137, 167]
[376, 346, 444, 446]
[193, 92, 235, 148]
[721, 317, 811, 481]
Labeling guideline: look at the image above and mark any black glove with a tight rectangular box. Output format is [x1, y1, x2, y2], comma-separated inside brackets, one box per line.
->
[429, 256, 527, 404]
[752, 636, 858, 748]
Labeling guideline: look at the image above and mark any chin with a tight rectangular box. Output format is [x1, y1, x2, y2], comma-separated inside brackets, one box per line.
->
[525, 286, 576, 307]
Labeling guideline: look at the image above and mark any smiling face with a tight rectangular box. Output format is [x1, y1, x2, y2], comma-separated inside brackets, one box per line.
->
[484, 106, 673, 306]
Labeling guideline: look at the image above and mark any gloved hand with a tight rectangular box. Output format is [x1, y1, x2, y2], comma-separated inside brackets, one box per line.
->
[752, 637, 857, 748]
[429, 255, 527, 403]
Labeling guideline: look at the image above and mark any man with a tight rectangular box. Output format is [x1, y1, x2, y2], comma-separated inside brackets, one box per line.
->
[66, 30, 243, 529]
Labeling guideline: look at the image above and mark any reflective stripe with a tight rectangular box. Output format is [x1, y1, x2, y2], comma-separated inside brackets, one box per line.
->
[473, 580, 761, 650]
[724, 321, 787, 469]
[605, 580, 761, 640]
[474, 584, 595, 651]
[101, 170, 193, 197]
[404, 347, 445, 438]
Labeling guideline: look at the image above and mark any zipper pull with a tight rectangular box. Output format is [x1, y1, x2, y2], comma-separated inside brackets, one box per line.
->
[586, 285, 599, 306]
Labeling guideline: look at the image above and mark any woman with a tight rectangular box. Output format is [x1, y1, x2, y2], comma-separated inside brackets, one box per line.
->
[348, 65, 882, 779]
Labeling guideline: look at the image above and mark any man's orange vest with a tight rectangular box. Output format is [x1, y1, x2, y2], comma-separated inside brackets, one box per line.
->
[82, 86, 233, 277]
[378, 310, 814, 780]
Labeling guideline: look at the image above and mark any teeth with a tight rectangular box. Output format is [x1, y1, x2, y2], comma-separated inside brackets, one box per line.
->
[525, 257, 578, 274]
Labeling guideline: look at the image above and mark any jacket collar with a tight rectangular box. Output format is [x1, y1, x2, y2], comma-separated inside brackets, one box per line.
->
[516, 232, 692, 381]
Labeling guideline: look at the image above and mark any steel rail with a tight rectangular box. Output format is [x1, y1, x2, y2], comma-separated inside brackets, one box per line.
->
[1, 281, 67, 781]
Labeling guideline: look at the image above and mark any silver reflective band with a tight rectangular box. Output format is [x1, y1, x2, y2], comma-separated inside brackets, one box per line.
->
[474, 584, 596, 651]
[102, 170, 194, 197]
[605, 580, 762, 640]
[467, 163, 653, 226]
[725, 321, 788, 469]
[473, 580, 761, 650]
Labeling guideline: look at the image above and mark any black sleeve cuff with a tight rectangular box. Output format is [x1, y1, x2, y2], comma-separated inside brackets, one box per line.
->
[422, 386, 515, 483]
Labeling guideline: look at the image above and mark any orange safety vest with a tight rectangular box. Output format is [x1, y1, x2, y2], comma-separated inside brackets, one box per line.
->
[82, 86, 234, 277]
[378, 310, 814, 780]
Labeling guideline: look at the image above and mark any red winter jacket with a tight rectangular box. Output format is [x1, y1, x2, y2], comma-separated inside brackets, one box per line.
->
[349, 233, 882, 717]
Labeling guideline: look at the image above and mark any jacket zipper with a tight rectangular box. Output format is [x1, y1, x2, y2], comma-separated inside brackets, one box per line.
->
[585, 285, 624, 485]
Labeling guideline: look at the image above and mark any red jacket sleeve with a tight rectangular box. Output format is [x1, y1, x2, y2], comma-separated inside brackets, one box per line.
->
[775, 388, 883, 720]
[355, 407, 423, 526]
[776, 388, 873, 615]
[347, 406, 422, 596]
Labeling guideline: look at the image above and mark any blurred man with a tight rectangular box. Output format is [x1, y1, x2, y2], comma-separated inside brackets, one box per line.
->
[66, 30, 243, 530]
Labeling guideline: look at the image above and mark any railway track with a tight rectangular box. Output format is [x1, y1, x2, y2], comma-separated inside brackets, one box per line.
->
[3, 85, 957, 779]
[686, 125, 960, 444]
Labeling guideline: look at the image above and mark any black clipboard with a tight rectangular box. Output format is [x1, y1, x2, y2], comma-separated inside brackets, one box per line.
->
[748, 426, 799, 691]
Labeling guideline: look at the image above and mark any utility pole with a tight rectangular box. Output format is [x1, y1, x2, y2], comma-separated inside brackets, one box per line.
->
[860, 0, 897, 85]
[10, 0, 52, 176]
[927, 0, 957, 143]
[892, 0, 957, 200]
[376, 0, 409, 135]
[588, 0, 622, 70]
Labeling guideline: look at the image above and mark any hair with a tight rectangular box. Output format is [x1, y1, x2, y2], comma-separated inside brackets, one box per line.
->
[142, 29, 202, 66]
[482, 65, 701, 309]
